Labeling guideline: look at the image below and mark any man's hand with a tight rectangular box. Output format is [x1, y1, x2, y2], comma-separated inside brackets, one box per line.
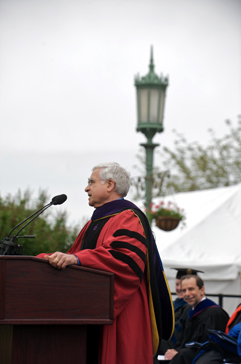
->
[44, 252, 78, 270]
[164, 349, 178, 360]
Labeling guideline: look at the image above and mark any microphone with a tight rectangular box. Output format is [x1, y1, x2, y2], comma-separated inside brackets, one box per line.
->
[0, 194, 67, 255]
[51, 194, 67, 205]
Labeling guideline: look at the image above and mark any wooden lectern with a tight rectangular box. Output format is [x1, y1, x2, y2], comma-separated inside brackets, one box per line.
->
[0, 256, 114, 364]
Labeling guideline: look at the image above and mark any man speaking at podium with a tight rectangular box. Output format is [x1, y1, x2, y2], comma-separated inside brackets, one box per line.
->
[37, 162, 174, 364]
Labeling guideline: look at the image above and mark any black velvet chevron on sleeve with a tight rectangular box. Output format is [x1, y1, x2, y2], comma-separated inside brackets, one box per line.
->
[110, 241, 146, 263]
[113, 229, 147, 247]
[109, 249, 144, 281]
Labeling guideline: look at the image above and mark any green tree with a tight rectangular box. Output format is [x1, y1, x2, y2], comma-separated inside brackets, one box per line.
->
[132, 116, 241, 198]
[0, 189, 81, 256]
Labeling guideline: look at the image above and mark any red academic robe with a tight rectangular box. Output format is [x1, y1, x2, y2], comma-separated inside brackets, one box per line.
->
[39, 209, 154, 364]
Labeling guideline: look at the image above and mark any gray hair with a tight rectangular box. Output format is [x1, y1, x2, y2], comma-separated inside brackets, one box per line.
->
[92, 162, 130, 197]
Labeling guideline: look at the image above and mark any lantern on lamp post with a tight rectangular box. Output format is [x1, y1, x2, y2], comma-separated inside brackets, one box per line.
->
[135, 47, 168, 215]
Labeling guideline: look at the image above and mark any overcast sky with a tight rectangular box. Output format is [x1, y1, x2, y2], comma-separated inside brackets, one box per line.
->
[0, 0, 240, 226]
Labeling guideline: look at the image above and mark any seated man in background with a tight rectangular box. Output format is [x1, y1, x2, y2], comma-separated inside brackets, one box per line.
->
[164, 275, 229, 364]
[160, 268, 203, 354]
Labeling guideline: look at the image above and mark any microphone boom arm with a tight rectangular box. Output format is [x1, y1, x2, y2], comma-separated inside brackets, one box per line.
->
[12, 203, 52, 240]
[0, 194, 67, 256]
[7, 202, 52, 239]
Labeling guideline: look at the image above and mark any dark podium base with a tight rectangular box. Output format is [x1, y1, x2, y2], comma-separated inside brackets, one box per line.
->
[0, 256, 114, 364]
[0, 324, 87, 364]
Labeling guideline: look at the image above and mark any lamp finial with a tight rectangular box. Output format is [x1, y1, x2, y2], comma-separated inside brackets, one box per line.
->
[149, 45, 154, 73]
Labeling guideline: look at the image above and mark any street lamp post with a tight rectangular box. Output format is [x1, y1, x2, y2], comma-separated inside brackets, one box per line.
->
[135, 47, 168, 215]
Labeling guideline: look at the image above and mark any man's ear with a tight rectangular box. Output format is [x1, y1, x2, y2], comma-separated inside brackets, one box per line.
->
[106, 179, 115, 192]
[200, 286, 205, 298]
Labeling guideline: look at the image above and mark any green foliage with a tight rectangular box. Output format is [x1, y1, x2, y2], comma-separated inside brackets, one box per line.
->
[0, 189, 81, 256]
[133, 116, 241, 197]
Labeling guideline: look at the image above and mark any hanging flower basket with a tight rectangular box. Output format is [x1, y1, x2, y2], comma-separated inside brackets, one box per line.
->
[146, 200, 186, 231]
[155, 216, 181, 231]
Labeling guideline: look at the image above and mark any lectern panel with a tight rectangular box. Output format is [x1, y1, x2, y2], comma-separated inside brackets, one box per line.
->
[0, 256, 114, 325]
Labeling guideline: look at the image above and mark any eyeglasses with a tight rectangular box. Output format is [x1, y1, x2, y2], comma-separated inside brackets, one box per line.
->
[87, 178, 103, 186]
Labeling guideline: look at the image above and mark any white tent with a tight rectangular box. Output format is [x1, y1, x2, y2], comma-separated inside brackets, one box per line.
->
[148, 183, 241, 315]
